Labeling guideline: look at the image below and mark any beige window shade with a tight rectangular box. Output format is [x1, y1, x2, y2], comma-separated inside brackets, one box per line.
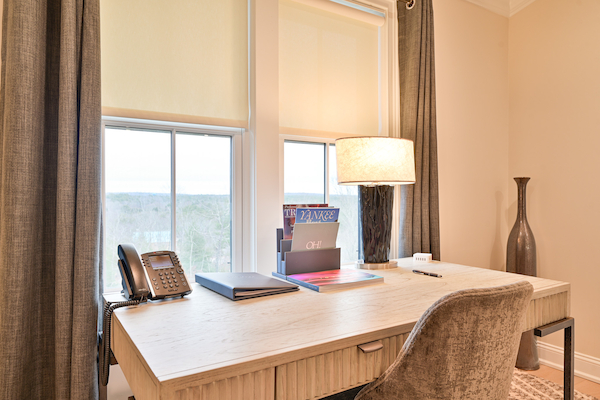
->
[289, 0, 385, 26]
[101, 0, 248, 129]
[279, 0, 379, 137]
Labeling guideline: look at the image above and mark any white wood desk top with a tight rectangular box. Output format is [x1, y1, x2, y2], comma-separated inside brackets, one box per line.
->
[111, 258, 569, 391]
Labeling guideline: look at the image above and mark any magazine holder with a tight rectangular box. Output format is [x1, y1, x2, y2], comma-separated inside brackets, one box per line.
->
[275, 228, 341, 276]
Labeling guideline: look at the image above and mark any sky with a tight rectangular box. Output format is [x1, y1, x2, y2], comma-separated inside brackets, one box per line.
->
[104, 127, 231, 195]
[105, 128, 355, 197]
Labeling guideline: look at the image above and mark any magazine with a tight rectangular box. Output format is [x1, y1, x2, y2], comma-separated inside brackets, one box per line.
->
[295, 207, 339, 224]
[282, 204, 328, 239]
[290, 222, 339, 252]
[286, 269, 383, 292]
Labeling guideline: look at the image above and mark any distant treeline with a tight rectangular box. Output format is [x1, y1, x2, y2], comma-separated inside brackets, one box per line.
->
[104, 192, 358, 291]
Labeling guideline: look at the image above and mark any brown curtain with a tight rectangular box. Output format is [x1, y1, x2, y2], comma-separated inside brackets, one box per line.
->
[0, 0, 102, 399]
[397, 0, 441, 260]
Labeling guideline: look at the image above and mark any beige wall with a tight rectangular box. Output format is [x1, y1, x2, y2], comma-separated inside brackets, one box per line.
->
[434, 0, 600, 361]
[509, 0, 600, 359]
[433, 0, 510, 271]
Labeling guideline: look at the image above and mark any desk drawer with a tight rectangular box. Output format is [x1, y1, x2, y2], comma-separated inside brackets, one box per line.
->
[172, 368, 275, 400]
[524, 291, 569, 331]
[275, 333, 407, 400]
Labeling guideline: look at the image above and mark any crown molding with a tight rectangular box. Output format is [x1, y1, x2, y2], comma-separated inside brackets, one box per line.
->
[463, 0, 509, 17]
[462, 0, 537, 18]
[509, 0, 537, 16]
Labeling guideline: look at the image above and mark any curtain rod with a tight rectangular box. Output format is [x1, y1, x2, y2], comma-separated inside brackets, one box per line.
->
[399, 0, 415, 9]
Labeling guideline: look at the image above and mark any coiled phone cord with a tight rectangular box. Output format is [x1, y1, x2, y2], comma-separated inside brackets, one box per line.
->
[99, 299, 143, 386]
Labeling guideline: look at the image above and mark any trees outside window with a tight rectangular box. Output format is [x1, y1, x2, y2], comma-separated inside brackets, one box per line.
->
[103, 122, 239, 291]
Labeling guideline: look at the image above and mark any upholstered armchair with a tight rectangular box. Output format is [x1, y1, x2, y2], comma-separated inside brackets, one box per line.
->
[354, 281, 533, 400]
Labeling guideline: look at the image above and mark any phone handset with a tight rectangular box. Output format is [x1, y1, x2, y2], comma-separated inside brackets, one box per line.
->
[101, 242, 147, 387]
[117, 243, 150, 300]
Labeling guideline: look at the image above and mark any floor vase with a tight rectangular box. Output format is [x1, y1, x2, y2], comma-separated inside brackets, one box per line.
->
[507, 177, 539, 370]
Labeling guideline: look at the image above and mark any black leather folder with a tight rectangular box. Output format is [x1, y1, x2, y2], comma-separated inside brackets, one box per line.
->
[195, 272, 299, 301]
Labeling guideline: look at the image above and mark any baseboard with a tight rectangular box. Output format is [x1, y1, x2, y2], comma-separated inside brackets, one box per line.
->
[538, 342, 600, 384]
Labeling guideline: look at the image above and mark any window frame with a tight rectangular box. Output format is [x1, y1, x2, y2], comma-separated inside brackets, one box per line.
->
[101, 116, 245, 288]
[280, 135, 336, 205]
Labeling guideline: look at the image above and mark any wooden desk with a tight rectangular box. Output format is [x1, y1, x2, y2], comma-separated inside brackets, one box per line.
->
[110, 259, 570, 400]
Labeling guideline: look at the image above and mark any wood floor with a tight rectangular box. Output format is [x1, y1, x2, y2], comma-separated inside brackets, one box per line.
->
[524, 364, 600, 398]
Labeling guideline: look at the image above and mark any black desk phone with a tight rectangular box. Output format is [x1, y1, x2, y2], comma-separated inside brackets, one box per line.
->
[101, 244, 193, 386]
[117, 243, 192, 300]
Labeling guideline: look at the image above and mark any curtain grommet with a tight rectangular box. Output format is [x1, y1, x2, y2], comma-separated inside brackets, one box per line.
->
[406, 0, 415, 10]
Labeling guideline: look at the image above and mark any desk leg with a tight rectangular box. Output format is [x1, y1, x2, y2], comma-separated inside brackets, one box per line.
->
[534, 318, 574, 400]
[565, 323, 574, 400]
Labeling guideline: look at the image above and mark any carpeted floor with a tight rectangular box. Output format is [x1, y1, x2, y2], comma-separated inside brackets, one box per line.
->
[510, 368, 599, 400]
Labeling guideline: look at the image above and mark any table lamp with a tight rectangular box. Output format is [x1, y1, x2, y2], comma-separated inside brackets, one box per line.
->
[336, 137, 416, 269]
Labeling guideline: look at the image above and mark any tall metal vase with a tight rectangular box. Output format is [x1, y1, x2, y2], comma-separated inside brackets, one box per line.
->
[507, 177, 539, 370]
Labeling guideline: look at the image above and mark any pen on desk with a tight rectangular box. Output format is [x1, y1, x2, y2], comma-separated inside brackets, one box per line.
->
[412, 269, 442, 278]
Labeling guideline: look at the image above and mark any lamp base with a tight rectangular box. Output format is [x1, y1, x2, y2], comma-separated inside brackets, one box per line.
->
[357, 260, 398, 270]
[359, 185, 395, 264]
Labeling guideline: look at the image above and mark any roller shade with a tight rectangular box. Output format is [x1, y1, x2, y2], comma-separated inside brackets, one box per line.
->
[101, 0, 248, 128]
[279, 0, 380, 137]
[289, 0, 385, 26]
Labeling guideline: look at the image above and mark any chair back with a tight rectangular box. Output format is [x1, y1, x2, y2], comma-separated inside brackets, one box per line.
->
[355, 281, 534, 400]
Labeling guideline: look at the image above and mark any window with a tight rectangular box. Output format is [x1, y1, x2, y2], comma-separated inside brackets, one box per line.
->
[283, 140, 359, 264]
[99, 0, 399, 278]
[284, 141, 326, 204]
[102, 118, 243, 292]
[100, 0, 249, 287]
[279, 0, 398, 264]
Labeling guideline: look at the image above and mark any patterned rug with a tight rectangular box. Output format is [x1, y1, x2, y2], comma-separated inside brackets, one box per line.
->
[510, 368, 598, 400]
[323, 368, 598, 399]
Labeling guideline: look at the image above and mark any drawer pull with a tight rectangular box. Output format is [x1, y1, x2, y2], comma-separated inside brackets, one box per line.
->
[358, 340, 383, 353]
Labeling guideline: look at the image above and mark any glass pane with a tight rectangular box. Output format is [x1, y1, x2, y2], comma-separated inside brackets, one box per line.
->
[284, 141, 325, 204]
[104, 127, 172, 292]
[329, 144, 359, 264]
[176, 133, 232, 276]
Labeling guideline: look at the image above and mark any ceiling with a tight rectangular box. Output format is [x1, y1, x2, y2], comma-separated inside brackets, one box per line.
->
[463, 0, 537, 17]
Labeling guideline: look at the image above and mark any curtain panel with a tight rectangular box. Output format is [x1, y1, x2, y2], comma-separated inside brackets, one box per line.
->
[0, 0, 102, 399]
[397, 0, 441, 260]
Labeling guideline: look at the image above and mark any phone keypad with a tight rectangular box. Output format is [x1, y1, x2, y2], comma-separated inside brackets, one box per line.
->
[141, 255, 191, 299]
